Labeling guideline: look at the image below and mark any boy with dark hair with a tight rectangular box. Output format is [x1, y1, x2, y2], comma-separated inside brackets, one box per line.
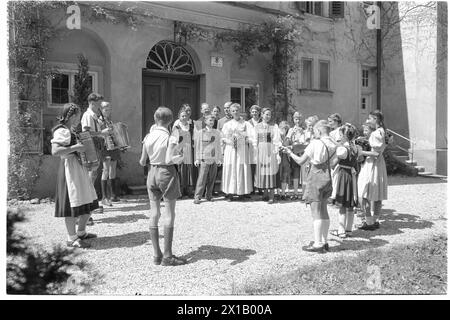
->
[139, 106, 186, 266]
[81, 92, 109, 220]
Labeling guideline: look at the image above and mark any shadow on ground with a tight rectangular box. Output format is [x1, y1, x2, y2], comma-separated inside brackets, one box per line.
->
[182, 245, 256, 265]
[101, 204, 150, 214]
[331, 209, 434, 252]
[90, 231, 150, 250]
[94, 213, 149, 224]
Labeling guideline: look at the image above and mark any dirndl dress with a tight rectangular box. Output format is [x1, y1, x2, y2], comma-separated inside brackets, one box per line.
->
[357, 128, 388, 201]
[334, 145, 359, 208]
[52, 126, 99, 217]
[173, 123, 196, 191]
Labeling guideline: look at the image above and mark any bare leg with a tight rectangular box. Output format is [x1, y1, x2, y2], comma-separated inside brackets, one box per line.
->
[345, 208, 354, 232]
[292, 179, 299, 196]
[338, 207, 346, 235]
[373, 200, 382, 222]
[64, 217, 77, 240]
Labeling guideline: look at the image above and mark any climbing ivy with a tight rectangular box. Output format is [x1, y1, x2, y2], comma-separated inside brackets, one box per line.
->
[181, 15, 303, 120]
[7, 1, 154, 199]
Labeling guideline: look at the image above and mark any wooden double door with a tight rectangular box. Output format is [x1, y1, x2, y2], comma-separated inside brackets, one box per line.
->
[142, 70, 199, 137]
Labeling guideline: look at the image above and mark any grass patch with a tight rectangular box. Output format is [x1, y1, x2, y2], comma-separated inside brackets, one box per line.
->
[239, 235, 447, 295]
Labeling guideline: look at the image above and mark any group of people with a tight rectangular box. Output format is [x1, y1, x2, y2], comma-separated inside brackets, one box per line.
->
[51, 92, 389, 264]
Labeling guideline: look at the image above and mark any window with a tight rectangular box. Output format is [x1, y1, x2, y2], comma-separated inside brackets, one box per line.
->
[361, 97, 367, 110]
[329, 2, 345, 18]
[362, 69, 369, 87]
[47, 70, 98, 107]
[230, 84, 259, 114]
[319, 60, 330, 90]
[306, 1, 323, 16]
[301, 59, 313, 89]
[51, 74, 69, 104]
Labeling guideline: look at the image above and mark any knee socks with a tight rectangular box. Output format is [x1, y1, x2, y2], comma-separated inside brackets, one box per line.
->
[163, 226, 174, 258]
[346, 210, 354, 232]
[322, 219, 330, 244]
[149, 226, 162, 257]
[313, 220, 323, 247]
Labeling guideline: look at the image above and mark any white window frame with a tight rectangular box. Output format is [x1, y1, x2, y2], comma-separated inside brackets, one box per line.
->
[319, 59, 330, 91]
[47, 68, 98, 108]
[230, 83, 260, 113]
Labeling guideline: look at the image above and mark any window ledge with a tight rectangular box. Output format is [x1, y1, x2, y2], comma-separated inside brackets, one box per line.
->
[303, 12, 333, 23]
[298, 88, 333, 95]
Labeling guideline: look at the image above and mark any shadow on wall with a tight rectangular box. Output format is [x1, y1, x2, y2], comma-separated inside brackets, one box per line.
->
[381, 2, 410, 152]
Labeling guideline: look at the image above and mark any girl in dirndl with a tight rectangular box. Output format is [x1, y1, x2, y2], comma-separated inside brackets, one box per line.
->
[330, 123, 359, 238]
[283, 120, 337, 253]
[221, 103, 254, 200]
[278, 121, 291, 200]
[357, 110, 389, 231]
[52, 103, 99, 248]
[172, 105, 196, 198]
[253, 108, 281, 204]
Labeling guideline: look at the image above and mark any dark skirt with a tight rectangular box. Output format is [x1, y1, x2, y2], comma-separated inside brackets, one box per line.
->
[178, 163, 196, 188]
[54, 160, 99, 218]
[334, 168, 357, 208]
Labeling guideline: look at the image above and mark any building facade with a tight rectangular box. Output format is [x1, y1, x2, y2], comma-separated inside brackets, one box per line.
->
[28, 1, 445, 197]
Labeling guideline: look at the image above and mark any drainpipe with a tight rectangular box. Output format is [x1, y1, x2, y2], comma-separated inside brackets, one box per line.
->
[377, 1, 382, 110]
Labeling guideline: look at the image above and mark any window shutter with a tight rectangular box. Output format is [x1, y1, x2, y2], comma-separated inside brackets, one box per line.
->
[295, 1, 307, 13]
[329, 2, 344, 18]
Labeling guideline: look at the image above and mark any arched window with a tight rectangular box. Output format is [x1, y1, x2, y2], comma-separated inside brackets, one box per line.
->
[146, 41, 195, 74]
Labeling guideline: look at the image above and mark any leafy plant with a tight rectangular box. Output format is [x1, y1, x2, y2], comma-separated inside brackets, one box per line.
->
[72, 54, 91, 114]
[7, 208, 90, 294]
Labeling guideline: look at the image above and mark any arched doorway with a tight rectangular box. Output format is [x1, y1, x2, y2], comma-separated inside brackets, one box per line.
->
[142, 40, 200, 137]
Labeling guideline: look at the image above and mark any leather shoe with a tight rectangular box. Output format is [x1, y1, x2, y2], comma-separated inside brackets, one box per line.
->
[302, 243, 326, 253]
[161, 255, 187, 266]
[358, 222, 377, 231]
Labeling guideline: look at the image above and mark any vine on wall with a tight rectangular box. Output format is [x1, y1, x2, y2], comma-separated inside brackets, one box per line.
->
[180, 16, 303, 120]
[8, 1, 152, 199]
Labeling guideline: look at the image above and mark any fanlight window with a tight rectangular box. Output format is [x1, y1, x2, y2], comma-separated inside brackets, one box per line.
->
[146, 41, 195, 74]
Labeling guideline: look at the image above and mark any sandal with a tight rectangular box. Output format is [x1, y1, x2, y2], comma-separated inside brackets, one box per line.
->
[153, 255, 163, 265]
[330, 230, 348, 238]
[66, 238, 91, 248]
[77, 232, 97, 240]
[161, 255, 187, 266]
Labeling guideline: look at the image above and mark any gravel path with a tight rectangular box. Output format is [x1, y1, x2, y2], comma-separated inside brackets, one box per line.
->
[13, 176, 447, 295]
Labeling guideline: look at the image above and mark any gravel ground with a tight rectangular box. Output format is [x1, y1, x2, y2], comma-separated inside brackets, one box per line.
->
[12, 175, 447, 296]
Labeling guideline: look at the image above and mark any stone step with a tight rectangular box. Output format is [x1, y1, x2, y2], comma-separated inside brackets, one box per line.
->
[405, 160, 417, 166]
[415, 165, 426, 172]
[418, 172, 447, 180]
[128, 185, 147, 195]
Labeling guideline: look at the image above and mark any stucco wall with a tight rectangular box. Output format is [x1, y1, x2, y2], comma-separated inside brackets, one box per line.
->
[34, 1, 375, 196]
[382, 3, 441, 172]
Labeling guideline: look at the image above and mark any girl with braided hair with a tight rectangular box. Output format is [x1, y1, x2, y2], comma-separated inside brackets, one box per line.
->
[51, 103, 99, 248]
[330, 123, 359, 238]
